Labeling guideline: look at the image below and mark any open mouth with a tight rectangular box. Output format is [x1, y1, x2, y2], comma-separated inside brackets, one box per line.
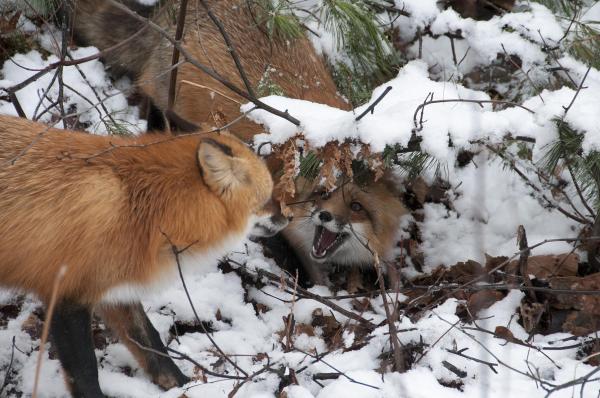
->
[311, 226, 347, 259]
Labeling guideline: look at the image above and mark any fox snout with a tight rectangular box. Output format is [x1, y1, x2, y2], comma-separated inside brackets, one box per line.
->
[313, 209, 346, 231]
[309, 208, 352, 260]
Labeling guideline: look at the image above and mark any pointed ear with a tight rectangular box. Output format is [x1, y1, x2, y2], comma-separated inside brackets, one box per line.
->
[197, 138, 248, 195]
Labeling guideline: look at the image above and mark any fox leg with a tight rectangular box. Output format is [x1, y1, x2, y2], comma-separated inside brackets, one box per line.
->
[50, 300, 105, 398]
[97, 302, 190, 390]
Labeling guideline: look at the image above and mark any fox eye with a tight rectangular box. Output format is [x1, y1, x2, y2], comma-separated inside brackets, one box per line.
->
[350, 201, 363, 212]
[320, 191, 331, 200]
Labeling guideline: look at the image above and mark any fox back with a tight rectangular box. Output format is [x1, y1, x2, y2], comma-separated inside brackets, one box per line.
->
[0, 115, 273, 304]
[71, 0, 349, 141]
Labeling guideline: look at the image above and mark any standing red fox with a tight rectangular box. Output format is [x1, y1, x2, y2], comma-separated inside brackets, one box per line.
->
[0, 114, 275, 396]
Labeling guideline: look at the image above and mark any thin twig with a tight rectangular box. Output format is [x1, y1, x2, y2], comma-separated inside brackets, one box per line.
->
[414, 98, 534, 131]
[500, 43, 544, 104]
[126, 335, 246, 380]
[56, 7, 69, 128]
[32, 67, 61, 121]
[164, 234, 249, 378]
[355, 86, 392, 121]
[71, 61, 119, 130]
[343, 224, 406, 372]
[196, 0, 256, 98]
[32, 266, 67, 398]
[560, 65, 592, 116]
[180, 80, 242, 105]
[485, 143, 591, 225]
[544, 366, 600, 398]
[446, 348, 498, 374]
[374, 252, 406, 372]
[292, 346, 379, 390]
[411, 281, 600, 296]
[2, 19, 150, 97]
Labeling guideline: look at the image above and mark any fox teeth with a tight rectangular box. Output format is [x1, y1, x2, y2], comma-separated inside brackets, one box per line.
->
[312, 226, 344, 258]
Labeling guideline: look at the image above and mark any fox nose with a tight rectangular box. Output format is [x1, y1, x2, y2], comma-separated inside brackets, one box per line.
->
[318, 211, 333, 222]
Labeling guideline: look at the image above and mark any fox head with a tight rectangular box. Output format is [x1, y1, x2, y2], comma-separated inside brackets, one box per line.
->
[197, 133, 273, 218]
[196, 133, 290, 238]
[284, 176, 407, 269]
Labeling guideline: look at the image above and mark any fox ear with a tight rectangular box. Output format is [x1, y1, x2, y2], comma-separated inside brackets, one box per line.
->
[197, 138, 248, 195]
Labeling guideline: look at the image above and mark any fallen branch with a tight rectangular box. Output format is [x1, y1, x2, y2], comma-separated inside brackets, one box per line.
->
[127, 336, 246, 380]
[442, 360, 467, 378]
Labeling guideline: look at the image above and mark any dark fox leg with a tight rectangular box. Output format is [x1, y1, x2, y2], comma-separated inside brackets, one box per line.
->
[50, 300, 105, 398]
[97, 302, 189, 390]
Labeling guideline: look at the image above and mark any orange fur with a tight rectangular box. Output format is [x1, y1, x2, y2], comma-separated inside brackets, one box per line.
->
[0, 115, 272, 304]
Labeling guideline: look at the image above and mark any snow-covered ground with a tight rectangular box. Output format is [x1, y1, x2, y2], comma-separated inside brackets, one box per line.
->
[1, 1, 600, 397]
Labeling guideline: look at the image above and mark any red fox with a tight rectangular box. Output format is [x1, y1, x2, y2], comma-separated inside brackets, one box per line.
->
[283, 176, 408, 285]
[0, 114, 276, 396]
[70, 0, 350, 141]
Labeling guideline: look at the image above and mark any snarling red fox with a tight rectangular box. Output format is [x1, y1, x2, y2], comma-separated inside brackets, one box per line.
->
[283, 176, 408, 285]
[70, 0, 349, 141]
[0, 114, 276, 396]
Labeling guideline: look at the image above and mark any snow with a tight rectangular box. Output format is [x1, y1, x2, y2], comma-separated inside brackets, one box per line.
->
[248, 56, 600, 162]
[419, 153, 579, 270]
[0, 24, 145, 134]
[2, 2, 600, 398]
[582, 2, 600, 25]
[395, 0, 440, 29]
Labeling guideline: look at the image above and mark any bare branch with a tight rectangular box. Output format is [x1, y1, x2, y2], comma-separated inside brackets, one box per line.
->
[414, 98, 534, 131]
[167, 0, 189, 110]
[355, 86, 393, 121]
[196, 0, 256, 98]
